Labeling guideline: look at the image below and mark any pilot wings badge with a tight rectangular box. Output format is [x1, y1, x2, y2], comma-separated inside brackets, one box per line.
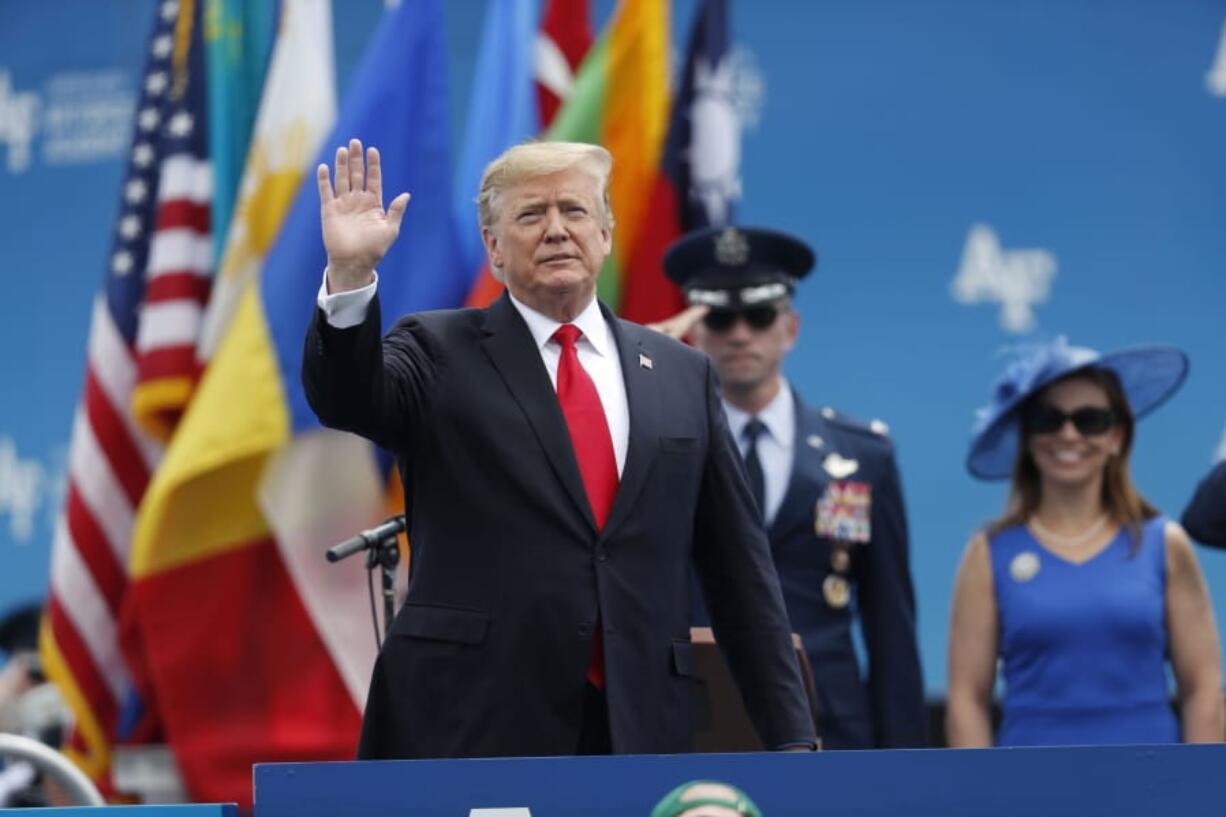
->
[821, 452, 859, 479]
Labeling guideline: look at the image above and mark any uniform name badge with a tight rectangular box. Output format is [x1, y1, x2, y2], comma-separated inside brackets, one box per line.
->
[815, 480, 872, 544]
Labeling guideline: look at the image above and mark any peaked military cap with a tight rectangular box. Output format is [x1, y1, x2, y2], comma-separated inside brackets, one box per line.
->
[663, 226, 816, 309]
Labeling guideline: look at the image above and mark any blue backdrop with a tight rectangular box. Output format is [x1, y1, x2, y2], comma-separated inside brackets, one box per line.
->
[0, 0, 1223, 696]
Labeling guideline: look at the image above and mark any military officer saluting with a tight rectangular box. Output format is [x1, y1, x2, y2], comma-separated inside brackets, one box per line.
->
[659, 226, 927, 749]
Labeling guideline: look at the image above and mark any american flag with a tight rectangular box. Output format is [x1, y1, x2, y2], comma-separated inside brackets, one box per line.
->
[43, 0, 210, 782]
[133, 0, 213, 441]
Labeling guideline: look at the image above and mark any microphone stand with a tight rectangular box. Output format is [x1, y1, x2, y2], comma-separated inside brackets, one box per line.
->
[326, 514, 406, 647]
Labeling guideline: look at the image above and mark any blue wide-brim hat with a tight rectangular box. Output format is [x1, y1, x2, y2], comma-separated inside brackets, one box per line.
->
[967, 337, 1189, 480]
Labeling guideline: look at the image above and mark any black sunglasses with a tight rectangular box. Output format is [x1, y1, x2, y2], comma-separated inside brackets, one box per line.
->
[1027, 405, 1117, 436]
[702, 306, 781, 332]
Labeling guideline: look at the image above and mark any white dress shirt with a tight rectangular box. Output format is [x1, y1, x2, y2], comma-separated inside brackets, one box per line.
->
[317, 271, 629, 475]
[722, 380, 796, 526]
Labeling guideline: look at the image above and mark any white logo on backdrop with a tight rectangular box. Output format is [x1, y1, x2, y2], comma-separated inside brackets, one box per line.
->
[0, 71, 40, 173]
[0, 436, 47, 543]
[41, 71, 136, 165]
[950, 223, 1057, 334]
[1207, 20, 1226, 97]
[0, 67, 136, 175]
[1216, 422, 1226, 463]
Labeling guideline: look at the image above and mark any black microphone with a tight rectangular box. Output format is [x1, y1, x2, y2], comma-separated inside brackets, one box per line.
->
[326, 514, 407, 563]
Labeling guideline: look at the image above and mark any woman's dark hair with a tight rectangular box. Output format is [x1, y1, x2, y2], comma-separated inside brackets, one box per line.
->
[986, 367, 1158, 546]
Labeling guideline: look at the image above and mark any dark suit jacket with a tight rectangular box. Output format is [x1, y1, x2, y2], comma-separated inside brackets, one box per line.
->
[302, 292, 814, 758]
[1182, 461, 1226, 548]
[765, 393, 926, 748]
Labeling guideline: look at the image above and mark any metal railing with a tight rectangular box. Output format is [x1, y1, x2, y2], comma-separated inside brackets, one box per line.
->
[0, 733, 105, 806]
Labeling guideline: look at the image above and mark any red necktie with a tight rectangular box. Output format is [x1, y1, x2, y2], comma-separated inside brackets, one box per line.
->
[553, 324, 618, 687]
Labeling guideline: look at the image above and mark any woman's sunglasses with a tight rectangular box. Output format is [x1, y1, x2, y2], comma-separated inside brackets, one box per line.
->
[1027, 405, 1117, 436]
[702, 306, 780, 333]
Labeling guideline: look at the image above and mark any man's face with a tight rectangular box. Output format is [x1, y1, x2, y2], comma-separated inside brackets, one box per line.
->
[481, 167, 612, 311]
[691, 299, 799, 396]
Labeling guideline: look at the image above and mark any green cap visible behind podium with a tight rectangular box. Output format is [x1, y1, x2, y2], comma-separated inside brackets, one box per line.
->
[650, 780, 764, 817]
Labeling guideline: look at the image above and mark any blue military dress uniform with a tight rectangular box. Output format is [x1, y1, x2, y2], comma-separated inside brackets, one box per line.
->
[767, 395, 926, 748]
[664, 224, 927, 748]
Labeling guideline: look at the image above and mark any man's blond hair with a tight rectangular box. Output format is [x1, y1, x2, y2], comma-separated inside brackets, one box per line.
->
[477, 141, 614, 231]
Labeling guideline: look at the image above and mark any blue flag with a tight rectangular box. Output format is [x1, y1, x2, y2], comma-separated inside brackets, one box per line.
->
[261, 0, 462, 433]
[453, 0, 539, 278]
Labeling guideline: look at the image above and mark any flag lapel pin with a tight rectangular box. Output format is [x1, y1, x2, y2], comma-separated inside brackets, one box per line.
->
[639, 353, 653, 370]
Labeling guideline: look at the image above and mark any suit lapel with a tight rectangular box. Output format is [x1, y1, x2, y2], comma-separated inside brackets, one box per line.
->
[479, 293, 597, 532]
[600, 313, 660, 541]
[770, 391, 828, 541]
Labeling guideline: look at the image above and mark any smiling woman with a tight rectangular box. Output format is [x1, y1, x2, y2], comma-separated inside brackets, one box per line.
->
[946, 338, 1225, 748]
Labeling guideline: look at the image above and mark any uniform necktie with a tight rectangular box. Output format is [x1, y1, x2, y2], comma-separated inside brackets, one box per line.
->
[553, 324, 618, 688]
[742, 418, 767, 520]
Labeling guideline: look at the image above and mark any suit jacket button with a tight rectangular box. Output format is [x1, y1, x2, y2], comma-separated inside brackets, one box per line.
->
[577, 623, 591, 638]
[595, 548, 608, 562]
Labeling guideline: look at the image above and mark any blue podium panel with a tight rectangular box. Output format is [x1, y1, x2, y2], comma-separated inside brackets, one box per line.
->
[1, 807, 235, 817]
[255, 746, 1226, 817]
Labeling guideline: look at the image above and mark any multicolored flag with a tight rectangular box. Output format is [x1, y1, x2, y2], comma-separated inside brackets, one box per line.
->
[126, 0, 460, 806]
[203, 0, 278, 262]
[620, 0, 741, 324]
[39, 0, 208, 789]
[545, 0, 671, 312]
[197, 0, 337, 361]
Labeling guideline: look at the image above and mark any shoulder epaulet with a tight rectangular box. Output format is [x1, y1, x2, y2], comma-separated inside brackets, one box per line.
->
[818, 406, 892, 441]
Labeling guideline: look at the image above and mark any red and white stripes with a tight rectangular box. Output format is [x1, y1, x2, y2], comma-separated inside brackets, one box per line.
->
[47, 295, 161, 767]
[136, 152, 212, 389]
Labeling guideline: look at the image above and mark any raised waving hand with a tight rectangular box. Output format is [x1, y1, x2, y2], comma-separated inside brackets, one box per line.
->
[317, 138, 411, 293]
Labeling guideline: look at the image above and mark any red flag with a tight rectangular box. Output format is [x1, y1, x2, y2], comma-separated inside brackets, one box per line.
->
[536, 0, 595, 125]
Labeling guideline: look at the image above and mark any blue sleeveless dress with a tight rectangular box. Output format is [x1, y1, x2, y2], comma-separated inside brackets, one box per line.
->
[988, 516, 1178, 746]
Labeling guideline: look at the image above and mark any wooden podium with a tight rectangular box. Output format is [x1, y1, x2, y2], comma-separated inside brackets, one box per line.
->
[688, 626, 820, 751]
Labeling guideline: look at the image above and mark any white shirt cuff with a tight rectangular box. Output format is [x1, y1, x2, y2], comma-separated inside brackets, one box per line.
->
[317, 269, 378, 329]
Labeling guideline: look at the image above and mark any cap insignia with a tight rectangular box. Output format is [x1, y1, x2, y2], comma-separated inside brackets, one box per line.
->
[714, 227, 750, 266]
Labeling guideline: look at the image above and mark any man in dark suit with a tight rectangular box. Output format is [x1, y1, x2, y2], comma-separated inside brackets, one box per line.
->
[662, 226, 927, 749]
[303, 140, 816, 759]
[1183, 460, 1226, 548]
